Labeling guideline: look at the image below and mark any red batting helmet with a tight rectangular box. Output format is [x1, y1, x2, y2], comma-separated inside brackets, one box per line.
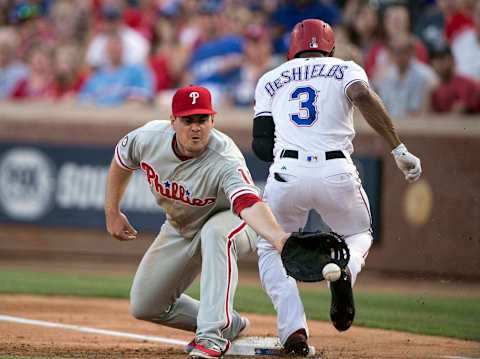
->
[287, 19, 335, 60]
[172, 85, 216, 117]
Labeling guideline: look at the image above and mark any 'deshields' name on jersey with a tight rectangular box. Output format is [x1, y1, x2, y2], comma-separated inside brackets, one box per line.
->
[264, 64, 348, 97]
[141, 162, 216, 207]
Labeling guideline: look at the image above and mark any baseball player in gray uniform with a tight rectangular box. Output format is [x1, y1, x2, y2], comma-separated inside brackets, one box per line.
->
[104, 85, 289, 359]
[252, 19, 422, 355]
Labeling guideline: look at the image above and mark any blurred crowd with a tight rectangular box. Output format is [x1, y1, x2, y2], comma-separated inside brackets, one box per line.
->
[0, 0, 479, 117]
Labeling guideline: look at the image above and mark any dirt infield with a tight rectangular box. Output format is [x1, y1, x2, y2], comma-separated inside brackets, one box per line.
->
[0, 295, 479, 359]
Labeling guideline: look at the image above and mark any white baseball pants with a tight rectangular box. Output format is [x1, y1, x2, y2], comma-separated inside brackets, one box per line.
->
[257, 151, 373, 344]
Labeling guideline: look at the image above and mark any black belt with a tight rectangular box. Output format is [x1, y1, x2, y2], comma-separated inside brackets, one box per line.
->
[280, 149, 345, 160]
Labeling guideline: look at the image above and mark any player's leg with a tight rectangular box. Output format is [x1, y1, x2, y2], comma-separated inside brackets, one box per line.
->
[257, 244, 309, 344]
[258, 165, 310, 345]
[129, 221, 202, 332]
[193, 210, 257, 355]
[313, 159, 373, 331]
[315, 161, 373, 284]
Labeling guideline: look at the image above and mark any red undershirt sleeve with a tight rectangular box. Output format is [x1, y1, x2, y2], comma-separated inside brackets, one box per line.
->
[233, 193, 262, 216]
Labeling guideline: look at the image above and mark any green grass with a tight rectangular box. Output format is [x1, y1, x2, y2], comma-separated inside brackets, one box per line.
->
[1, 270, 479, 341]
[0, 270, 133, 298]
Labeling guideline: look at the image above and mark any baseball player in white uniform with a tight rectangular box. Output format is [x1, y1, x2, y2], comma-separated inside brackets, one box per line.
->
[252, 19, 422, 355]
[104, 85, 290, 359]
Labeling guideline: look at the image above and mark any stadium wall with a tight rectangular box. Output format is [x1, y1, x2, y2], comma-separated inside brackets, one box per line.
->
[0, 102, 479, 277]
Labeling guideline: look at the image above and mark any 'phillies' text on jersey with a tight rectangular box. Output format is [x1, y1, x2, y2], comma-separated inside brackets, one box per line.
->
[141, 161, 216, 207]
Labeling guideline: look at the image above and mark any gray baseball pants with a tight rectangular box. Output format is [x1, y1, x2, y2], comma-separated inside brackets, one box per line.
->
[130, 210, 257, 351]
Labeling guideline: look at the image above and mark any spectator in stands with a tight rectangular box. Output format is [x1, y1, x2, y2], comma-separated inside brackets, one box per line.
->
[50, 0, 91, 46]
[10, 43, 56, 100]
[149, 15, 186, 93]
[342, 0, 381, 60]
[86, 2, 150, 69]
[413, 0, 446, 54]
[224, 2, 254, 37]
[176, 0, 204, 52]
[53, 44, 88, 100]
[437, 0, 474, 44]
[446, 0, 480, 81]
[270, 0, 342, 55]
[365, 3, 429, 83]
[430, 46, 480, 114]
[11, 2, 55, 61]
[0, 2, 9, 25]
[122, 0, 156, 42]
[183, 3, 244, 106]
[375, 34, 438, 119]
[0, 28, 28, 100]
[333, 25, 364, 64]
[78, 33, 154, 107]
[232, 24, 275, 107]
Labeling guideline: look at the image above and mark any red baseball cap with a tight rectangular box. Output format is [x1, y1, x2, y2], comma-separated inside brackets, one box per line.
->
[171, 85, 217, 117]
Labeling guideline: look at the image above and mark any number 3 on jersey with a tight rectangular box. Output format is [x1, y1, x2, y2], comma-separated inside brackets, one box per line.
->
[289, 86, 318, 126]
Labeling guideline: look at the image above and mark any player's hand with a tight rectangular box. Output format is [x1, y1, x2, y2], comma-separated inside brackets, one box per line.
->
[106, 211, 138, 241]
[392, 144, 422, 183]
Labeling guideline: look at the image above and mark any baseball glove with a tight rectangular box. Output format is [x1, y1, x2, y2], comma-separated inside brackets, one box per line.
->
[280, 231, 350, 282]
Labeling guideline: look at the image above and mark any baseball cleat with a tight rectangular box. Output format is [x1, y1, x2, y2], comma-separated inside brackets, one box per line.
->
[329, 268, 355, 331]
[189, 340, 230, 358]
[185, 339, 196, 354]
[283, 328, 309, 356]
[186, 316, 249, 354]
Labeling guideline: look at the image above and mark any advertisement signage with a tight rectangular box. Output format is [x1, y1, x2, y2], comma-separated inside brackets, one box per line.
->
[0, 144, 381, 239]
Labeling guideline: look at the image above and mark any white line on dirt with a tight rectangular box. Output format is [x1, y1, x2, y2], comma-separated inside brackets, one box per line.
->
[0, 314, 188, 346]
[2, 314, 471, 358]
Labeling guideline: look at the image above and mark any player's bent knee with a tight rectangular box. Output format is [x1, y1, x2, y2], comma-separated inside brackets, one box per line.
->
[130, 301, 152, 321]
[130, 287, 173, 321]
[130, 299, 171, 321]
[344, 231, 372, 256]
[344, 231, 373, 284]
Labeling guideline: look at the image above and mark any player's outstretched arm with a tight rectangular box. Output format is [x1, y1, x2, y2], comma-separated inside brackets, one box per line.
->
[240, 201, 289, 253]
[347, 81, 422, 183]
[347, 81, 400, 149]
[104, 158, 138, 241]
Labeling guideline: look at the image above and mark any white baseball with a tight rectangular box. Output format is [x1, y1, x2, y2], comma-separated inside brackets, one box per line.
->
[322, 263, 341, 282]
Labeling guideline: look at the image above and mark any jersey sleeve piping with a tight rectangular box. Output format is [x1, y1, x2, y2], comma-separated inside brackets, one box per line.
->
[115, 144, 138, 171]
[254, 111, 272, 117]
[344, 79, 369, 102]
[229, 187, 259, 203]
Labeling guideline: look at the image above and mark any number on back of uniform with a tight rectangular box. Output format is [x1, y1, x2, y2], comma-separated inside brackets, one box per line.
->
[289, 86, 318, 126]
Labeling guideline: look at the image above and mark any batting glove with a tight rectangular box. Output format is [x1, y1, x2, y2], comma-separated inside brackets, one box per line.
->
[391, 143, 422, 183]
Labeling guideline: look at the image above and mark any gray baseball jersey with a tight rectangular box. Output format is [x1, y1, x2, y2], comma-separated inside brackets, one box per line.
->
[115, 120, 259, 239]
[116, 120, 259, 351]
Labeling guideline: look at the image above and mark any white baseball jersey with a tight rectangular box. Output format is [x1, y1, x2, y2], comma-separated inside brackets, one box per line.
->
[254, 57, 373, 345]
[254, 57, 369, 155]
[115, 120, 258, 239]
